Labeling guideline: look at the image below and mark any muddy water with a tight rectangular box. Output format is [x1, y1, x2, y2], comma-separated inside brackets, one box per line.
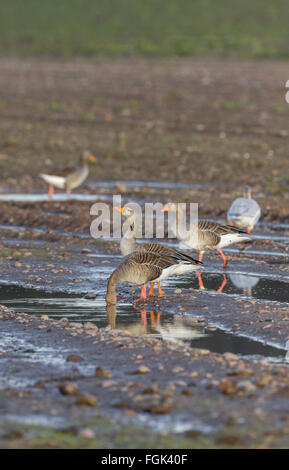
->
[167, 272, 289, 303]
[0, 185, 288, 363]
[0, 283, 285, 362]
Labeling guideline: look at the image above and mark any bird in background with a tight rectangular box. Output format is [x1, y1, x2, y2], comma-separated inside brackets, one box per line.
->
[227, 185, 261, 235]
[39, 151, 96, 200]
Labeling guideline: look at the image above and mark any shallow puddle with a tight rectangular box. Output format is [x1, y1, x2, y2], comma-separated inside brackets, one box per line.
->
[0, 283, 285, 362]
[88, 179, 213, 190]
[167, 271, 289, 303]
[0, 192, 102, 202]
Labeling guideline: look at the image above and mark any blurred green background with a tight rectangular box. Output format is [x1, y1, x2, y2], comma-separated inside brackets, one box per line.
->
[0, 0, 288, 58]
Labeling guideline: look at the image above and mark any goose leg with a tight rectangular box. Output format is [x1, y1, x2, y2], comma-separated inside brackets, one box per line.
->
[140, 284, 147, 299]
[66, 189, 71, 199]
[217, 248, 227, 268]
[198, 252, 204, 264]
[217, 274, 227, 293]
[197, 271, 205, 290]
[134, 284, 147, 303]
[141, 310, 147, 325]
[229, 220, 234, 226]
[148, 283, 155, 296]
[157, 282, 164, 296]
[48, 185, 54, 200]
[246, 228, 251, 236]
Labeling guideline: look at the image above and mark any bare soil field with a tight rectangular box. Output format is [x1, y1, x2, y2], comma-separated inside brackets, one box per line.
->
[0, 57, 288, 219]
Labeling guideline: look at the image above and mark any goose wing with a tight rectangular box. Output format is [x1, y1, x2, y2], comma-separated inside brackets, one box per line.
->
[128, 252, 180, 282]
[137, 242, 200, 265]
[198, 220, 246, 236]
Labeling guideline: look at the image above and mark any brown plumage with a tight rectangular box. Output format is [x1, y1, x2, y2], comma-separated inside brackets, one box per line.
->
[106, 251, 199, 305]
[115, 206, 200, 295]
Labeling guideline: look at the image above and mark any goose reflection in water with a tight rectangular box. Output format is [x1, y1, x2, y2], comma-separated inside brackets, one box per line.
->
[196, 272, 228, 293]
[106, 304, 206, 345]
[229, 273, 260, 297]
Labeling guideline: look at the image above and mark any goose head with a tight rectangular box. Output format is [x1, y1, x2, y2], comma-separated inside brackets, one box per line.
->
[242, 185, 252, 199]
[80, 151, 96, 165]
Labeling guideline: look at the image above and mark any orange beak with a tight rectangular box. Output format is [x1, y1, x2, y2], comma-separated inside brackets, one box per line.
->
[89, 155, 96, 162]
[115, 207, 124, 213]
[161, 204, 169, 212]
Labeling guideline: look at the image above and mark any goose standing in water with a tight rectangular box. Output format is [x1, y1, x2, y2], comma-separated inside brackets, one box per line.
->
[227, 185, 261, 235]
[106, 251, 200, 304]
[39, 151, 96, 199]
[162, 203, 249, 267]
[115, 206, 200, 295]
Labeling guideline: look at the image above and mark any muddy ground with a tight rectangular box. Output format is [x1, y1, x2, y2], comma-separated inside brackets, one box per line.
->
[0, 57, 288, 449]
[0, 57, 288, 219]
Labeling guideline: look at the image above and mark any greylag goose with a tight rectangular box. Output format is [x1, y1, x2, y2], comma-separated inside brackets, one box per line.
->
[39, 151, 96, 199]
[227, 185, 261, 234]
[162, 203, 249, 267]
[115, 206, 201, 295]
[106, 251, 200, 304]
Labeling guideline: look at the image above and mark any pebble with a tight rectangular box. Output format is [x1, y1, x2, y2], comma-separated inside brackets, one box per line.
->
[59, 383, 79, 396]
[150, 401, 173, 414]
[191, 348, 210, 356]
[256, 373, 273, 388]
[136, 365, 150, 374]
[84, 322, 98, 330]
[75, 394, 98, 406]
[224, 353, 239, 361]
[66, 354, 84, 362]
[69, 322, 83, 329]
[237, 380, 256, 393]
[78, 428, 95, 439]
[142, 384, 159, 394]
[219, 379, 238, 395]
[229, 367, 253, 377]
[102, 380, 117, 388]
[95, 366, 112, 378]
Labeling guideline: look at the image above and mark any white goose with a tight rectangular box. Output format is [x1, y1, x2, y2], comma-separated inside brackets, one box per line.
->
[227, 185, 261, 234]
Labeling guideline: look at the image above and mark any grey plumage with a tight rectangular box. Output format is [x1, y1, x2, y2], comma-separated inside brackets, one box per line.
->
[227, 186, 261, 230]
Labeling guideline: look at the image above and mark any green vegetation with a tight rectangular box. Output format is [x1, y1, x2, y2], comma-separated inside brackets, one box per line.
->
[0, 419, 227, 449]
[0, 0, 288, 58]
